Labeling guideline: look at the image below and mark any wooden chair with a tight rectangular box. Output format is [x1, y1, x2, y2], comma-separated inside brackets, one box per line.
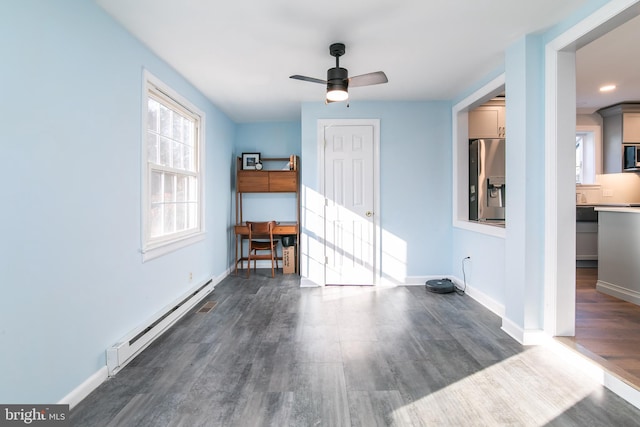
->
[246, 221, 279, 278]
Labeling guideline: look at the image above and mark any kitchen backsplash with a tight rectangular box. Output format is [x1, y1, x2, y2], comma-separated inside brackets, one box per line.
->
[576, 173, 640, 204]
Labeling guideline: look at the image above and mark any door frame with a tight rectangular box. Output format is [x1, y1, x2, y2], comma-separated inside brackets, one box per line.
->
[317, 119, 381, 286]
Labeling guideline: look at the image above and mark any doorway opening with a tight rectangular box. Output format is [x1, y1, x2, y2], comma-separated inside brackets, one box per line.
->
[545, 0, 640, 336]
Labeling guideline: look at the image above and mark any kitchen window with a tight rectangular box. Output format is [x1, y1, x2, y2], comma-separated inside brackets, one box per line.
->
[142, 71, 205, 260]
[575, 126, 601, 185]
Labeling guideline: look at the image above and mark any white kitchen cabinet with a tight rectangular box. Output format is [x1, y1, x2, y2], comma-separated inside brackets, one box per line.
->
[576, 221, 598, 261]
[596, 207, 640, 306]
[469, 105, 505, 139]
[622, 113, 640, 143]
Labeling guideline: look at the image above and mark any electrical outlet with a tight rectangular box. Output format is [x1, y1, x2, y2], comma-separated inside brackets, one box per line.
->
[189, 272, 193, 281]
[603, 189, 614, 197]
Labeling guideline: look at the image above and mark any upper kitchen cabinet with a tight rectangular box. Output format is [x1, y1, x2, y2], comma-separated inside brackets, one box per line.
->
[469, 99, 506, 139]
[623, 113, 640, 142]
[598, 103, 640, 173]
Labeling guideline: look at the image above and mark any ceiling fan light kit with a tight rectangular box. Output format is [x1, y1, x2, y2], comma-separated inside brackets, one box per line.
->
[290, 43, 388, 103]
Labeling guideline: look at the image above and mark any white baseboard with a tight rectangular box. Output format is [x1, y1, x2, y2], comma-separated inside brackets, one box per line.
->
[500, 317, 547, 345]
[596, 280, 640, 306]
[300, 277, 321, 287]
[58, 366, 108, 409]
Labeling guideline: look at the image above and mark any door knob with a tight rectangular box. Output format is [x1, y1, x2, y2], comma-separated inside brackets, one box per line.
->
[366, 211, 373, 217]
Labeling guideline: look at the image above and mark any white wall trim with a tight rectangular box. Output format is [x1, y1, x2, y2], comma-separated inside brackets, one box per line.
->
[58, 366, 108, 409]
[452, 73, 506, 235]
[499, 318, 546, 345]
[596, 280, 640, 305]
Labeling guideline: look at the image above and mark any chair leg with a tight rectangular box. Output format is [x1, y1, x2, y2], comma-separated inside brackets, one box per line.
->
[246, 252, 251, 278]
[270, 251, 275, 278]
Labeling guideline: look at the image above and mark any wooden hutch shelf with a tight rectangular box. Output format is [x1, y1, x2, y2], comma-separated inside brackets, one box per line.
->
[234, 156, 300, 274]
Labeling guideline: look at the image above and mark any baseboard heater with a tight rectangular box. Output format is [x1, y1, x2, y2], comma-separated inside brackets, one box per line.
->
[106, 278, 214, 376]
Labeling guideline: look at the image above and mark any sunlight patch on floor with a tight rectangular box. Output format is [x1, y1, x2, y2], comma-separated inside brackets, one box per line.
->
[394, 344, 604, 426]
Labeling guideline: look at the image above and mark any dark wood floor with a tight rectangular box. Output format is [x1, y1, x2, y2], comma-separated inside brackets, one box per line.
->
[562, 267, 640, 388]
[70, 271, 640, 426]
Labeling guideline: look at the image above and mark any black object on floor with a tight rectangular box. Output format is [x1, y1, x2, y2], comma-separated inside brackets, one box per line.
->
[425, 278, 455, 293]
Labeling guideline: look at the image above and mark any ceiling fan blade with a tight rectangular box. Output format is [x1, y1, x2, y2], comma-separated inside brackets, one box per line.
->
[348, 71, 388, 87]
[290, 75, 327, 84]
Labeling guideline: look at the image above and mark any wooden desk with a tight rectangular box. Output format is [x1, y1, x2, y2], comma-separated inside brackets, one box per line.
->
[234, 222, 298, 274]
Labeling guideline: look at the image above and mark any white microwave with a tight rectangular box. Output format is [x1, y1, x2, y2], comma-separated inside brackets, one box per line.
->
[623, 144, 640, 171]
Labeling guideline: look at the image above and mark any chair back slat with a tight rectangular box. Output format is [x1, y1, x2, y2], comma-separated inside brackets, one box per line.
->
[248, 221, 273, 235]
[246, 221, 278, 278]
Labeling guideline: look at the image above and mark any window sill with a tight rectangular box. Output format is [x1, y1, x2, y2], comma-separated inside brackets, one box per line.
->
[453, 219, 506, 238]
[142, 232, 205, 262]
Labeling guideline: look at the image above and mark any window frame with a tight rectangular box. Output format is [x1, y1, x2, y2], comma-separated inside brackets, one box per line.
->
[141, 70, 206, 261]
[575, 125, 602, 186]
[452, 73, 506, 238]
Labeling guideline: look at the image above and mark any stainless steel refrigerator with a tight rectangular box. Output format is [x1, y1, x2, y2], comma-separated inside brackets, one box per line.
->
[469, 138, 505, 222]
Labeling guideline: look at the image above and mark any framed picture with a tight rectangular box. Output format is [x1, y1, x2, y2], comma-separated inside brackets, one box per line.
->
[242, 153, 260, 170]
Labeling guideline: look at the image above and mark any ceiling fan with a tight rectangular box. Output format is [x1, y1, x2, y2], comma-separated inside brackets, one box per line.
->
[290, 43, 388, 103]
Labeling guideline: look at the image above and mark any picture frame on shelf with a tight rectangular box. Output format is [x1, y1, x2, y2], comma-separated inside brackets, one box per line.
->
[242, 153, 260, 170]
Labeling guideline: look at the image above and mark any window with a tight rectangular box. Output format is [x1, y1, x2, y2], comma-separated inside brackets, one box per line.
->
[142, 72, 205, 260]
[575, 127, 601, 185]
[576, 134, 584, 184]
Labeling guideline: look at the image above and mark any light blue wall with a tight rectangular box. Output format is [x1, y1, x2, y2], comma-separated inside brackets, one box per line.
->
[300, 101, 452, 282]
[234, 122, 301, 259]
[0, 0, 620, 405]
[503, 35, 546, 331]
[451, 229, 505, 301]
[450, 0, 615, 333]
[235, 121, 301, 223]
[0, 0, 235, 403]
[235, 121, 301, 157]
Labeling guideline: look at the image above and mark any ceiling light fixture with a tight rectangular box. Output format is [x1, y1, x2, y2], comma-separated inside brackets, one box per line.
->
[326, 66, 349, 102]
[599, 84, 616, 92]
[326, 86, 349, 102]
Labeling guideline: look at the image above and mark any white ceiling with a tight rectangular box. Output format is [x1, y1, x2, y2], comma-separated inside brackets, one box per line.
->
[96, 0, 637, 123]
[576, 13, 640, 114]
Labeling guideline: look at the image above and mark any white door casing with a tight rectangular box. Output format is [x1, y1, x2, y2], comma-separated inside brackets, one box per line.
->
[318, 120, 380, 285]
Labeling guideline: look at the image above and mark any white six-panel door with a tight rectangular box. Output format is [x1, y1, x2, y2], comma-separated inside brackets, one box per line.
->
[323, 124, 376, 285]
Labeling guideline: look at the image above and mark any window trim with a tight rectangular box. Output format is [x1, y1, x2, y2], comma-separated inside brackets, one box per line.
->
[575, 125, 602, 186]
[141, 70, 206, 261]
[452, 73, 506, 238]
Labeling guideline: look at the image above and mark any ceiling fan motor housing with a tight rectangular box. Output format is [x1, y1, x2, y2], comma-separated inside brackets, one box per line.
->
[327, 67, 349, 90]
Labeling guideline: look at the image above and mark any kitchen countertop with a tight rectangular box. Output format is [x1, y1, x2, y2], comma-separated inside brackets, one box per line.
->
[576, 203, 640, 208]
[594, 205, 640, 213]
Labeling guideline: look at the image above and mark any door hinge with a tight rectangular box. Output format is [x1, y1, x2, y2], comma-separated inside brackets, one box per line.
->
[325, 256, 328, 265]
